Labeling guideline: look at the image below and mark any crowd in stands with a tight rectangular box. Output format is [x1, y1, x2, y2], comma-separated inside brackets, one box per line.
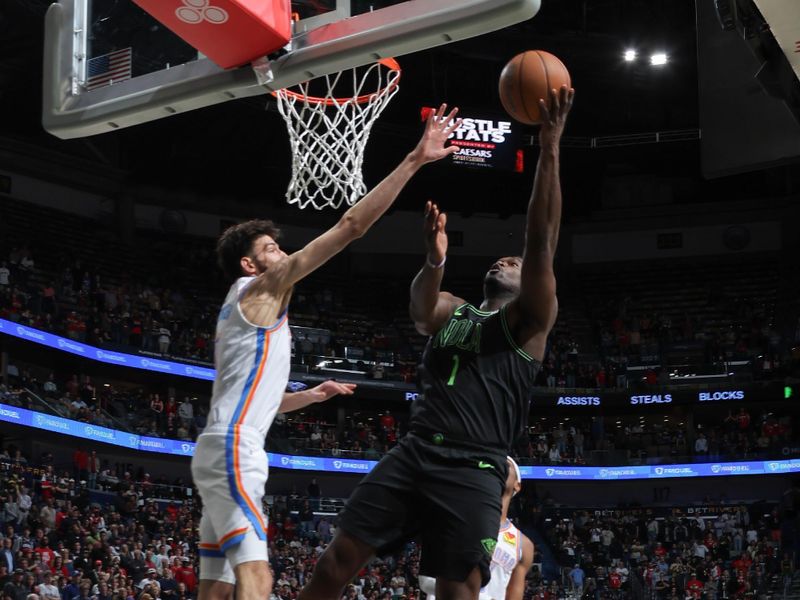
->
[3, 198, 799, 391]
[3, 357, 799, 468]
[2, 414, 799, 600]
[0, 245, 217, 364]
[0, 447, 201, 600]
[1, 420, 799, 600]
[0, 446, 438, 600]
[580, 260, 791, 386]
[538, 501, 798, 600]
[0, 368, 204, 442]
[519, 409, 797, 466]
[0, 236, 418, 381]
[269, 410, 403, 460]
[537, 339, 631, 391]
[3, 363, 407, 455]
[272, 407, 798, 467]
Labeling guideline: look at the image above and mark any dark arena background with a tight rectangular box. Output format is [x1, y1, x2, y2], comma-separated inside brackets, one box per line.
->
[1, 0, 800, 599]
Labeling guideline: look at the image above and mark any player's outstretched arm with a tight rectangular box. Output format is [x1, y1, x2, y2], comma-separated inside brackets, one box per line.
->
[265, 105, 462, 293]
[506, 535, 535, 600]
[409, 201, 465, 335]
[511, 85, 574, 360]
[278, 381, 356, 414]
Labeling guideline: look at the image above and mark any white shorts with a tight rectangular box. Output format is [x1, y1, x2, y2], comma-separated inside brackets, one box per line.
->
[191, 425, 270, 583]
[419, 575, 436, 598]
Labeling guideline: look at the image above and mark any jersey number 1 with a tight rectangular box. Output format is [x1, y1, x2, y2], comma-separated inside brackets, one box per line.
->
[447, 354, 460, 386]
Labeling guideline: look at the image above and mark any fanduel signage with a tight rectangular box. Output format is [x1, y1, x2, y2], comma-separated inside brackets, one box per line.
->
[0, 318, 215, 381]
[2, 318, 420, 402]
[0, 403, 193, 455]
[0, 403, 799, 480]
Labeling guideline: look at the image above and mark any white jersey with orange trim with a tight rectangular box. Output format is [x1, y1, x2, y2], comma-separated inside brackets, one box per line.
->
[190, 276, 291, 580]
[205, 276, 291, 437]
[419, 520, 523, 600]
[480, 520, 523, 600]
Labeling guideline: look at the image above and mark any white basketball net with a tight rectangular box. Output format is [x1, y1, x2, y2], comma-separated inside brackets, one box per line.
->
[275, 60, 401, 210]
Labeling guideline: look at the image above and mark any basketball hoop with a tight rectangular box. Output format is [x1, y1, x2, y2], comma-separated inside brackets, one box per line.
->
[273, 58, 401, 210]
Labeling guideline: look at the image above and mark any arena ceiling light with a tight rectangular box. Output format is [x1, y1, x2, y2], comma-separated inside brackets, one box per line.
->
[624, 49, 637, 62]
[650, 52, 668, 66]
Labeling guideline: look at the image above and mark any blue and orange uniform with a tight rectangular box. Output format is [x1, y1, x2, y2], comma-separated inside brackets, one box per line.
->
[191, 276, 290, 583]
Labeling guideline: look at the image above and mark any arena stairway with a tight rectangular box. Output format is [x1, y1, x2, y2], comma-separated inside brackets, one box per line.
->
[774, 570, 800, 599]
[523, 526, 561, 582]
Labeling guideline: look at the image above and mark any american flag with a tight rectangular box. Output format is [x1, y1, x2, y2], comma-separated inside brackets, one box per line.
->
[85, 47, 132, 91]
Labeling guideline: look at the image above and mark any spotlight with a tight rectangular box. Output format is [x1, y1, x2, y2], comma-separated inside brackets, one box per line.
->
[624, 49, 637, 62]
[650, 53, 668, 66]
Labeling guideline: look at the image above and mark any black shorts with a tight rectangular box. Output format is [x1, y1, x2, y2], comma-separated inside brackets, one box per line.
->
[338, 433, 508, 586]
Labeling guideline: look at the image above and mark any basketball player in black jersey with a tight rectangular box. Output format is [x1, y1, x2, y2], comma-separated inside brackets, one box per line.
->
[297, 85, 573, 600]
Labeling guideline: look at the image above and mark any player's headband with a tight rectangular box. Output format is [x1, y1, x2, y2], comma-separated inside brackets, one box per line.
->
[507, 456, 521, 487]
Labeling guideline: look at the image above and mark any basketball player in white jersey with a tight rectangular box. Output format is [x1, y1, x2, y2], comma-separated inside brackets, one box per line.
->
[190, 103, 463, 600]
[418, 458, 534, 600]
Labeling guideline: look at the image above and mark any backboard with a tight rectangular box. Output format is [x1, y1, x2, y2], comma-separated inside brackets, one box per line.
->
[42, 0, 540, 139]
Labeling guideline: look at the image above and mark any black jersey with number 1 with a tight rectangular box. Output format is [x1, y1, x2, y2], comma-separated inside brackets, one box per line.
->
[410, 302, 542, 454]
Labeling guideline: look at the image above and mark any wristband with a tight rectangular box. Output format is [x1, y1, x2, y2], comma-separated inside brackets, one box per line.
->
[426, 255, 446, 269]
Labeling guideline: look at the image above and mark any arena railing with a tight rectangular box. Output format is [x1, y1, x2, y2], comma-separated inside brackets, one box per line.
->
[2, 400, 800, 479]
[3, 319, 794, 402]
[22, 386, 135, 434]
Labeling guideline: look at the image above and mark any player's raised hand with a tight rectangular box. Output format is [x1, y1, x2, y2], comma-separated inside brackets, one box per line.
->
[308, 380, 357, 404]
[538, 85, 574, 149]
[410, 104, 462, 165]
[423, 200, 448, 266]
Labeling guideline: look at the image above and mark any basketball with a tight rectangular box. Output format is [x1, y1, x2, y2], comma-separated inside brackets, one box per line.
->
[499, 50, 572, 125]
